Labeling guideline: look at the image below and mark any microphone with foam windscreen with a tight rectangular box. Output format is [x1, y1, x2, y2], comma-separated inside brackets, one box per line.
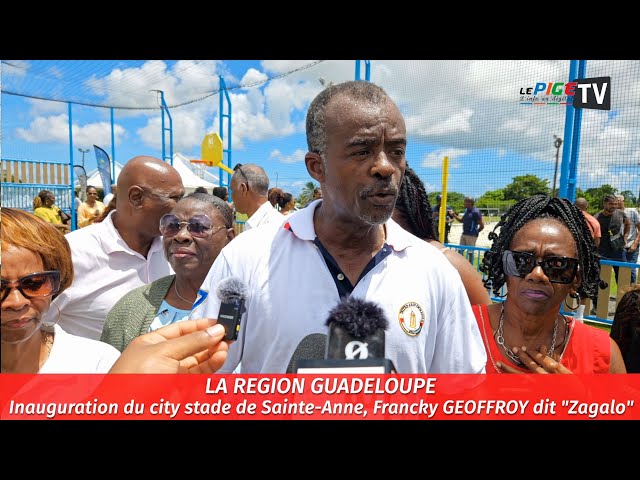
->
[292, 297, 397, 373]
[216, 277, 247, 341]
[285, 333, 327, 373]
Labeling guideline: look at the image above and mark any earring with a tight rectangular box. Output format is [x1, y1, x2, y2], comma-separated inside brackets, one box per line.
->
[41, 301, 61, 329]
[564, 292, 580, 311]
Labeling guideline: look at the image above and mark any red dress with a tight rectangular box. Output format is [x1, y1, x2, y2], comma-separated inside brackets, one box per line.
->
[473, 304, 611, 374]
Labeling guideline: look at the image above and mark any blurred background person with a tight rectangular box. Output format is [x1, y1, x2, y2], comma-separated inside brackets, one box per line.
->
[212, 186, 228, 202]
[276, 191, 296, 216]
[95, 193, 117, 224]
[231, 163, 283, 230]
[32, 189, 70, 234]
[313, 187, 322, 200]
[617, 194, 640, 284]
[77, 185, 105, 228]
[1, 208, 120, 373]
[194, 186, 209, 195]
[574, 197, 601, 248]
[393, 166, 491, 306]
[610, 285, 640, 373]
[268, 187, 284, 209]
[478, 195, 626, 374]
[101, 193, 235, 352]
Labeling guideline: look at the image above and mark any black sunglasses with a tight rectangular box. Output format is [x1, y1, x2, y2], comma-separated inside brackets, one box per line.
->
[502, 250, 579, 284]
[1, 271, 61, 303]
[233, 163, 250, 190]
[160, 214, 226, 238]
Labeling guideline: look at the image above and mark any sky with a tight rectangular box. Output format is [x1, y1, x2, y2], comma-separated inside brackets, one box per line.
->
[2, 60, 639, 200]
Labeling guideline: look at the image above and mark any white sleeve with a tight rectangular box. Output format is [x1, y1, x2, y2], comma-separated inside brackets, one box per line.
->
[429, 277, 487, 374]
[189, 253, 242, 373]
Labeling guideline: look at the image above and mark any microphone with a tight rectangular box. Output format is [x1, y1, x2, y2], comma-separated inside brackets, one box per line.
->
[292, 297, 396, 373]
[216, 276, 247, 341]
[325, 296, 387, 360]
[285, 333, 327, 374]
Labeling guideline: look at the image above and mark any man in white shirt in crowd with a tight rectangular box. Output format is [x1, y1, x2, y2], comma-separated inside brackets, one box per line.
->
[192, 81, 486, 374]
[230, 163, 284, 231]
[617, 194, 640, 284]
[48, 156, 185, 340]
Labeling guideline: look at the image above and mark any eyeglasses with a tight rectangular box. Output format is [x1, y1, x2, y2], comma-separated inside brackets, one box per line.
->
[159, 214, 226, 238]
[87, 192, 98, 196]
[233, 163, 250, 191]
[1, 271, 61, 303]
[502, 250, 579, 284]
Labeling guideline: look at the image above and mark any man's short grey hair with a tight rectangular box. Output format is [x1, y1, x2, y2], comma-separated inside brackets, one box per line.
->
[306, 81, 391, 157]
[232, 164, 270, 196]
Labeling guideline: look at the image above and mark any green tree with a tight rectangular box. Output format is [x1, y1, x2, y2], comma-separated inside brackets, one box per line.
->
[583, 184, 618, 213]
[503, 175, 550, 201]
[620, 190, 638, 207]
[297, 181, 318, 207]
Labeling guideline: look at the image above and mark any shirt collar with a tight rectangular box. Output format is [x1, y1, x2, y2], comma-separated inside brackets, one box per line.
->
[286, 199, 412, 252]
[247, 201, 276, 229]
[100, 210, 164, 257]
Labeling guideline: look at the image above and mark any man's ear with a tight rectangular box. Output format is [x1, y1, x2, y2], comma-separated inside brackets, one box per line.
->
[129, 185, 144, 208]
[305, 152, 324, 183]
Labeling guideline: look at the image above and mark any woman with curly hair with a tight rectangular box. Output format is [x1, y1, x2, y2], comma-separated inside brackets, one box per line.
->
[477, 194, 626, 374]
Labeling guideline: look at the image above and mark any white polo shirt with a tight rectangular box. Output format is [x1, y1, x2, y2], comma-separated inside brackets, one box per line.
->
[192, 202, 486, 374]
[48, 211, 171, 340]
[245, 200, 285, 230]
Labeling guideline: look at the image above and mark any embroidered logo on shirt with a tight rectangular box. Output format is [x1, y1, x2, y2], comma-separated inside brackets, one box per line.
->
[398, 301, 425, 336]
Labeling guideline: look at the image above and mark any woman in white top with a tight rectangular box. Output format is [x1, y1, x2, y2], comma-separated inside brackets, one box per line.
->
[1, 208, 120, 373]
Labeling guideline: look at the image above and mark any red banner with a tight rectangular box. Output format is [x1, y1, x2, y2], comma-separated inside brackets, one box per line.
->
[1, 374, 638, 420]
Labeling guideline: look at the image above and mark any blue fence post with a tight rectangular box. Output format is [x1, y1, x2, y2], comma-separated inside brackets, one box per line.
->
[566, 60, 586, 202]
[110, 107, 116, 181]
[68, 102, 76, 231]
[219, 75, 232, 187]
[559, 60, 580, 199]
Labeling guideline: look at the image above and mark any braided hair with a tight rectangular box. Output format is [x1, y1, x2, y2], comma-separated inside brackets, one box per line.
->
[480, 194, 604, 300]
[394, 165, 436, 240]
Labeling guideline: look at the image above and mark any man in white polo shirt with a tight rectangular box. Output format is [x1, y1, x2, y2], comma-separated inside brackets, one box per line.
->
[192, 81, 486, 374]
[47, 156, 185, 340]
[230, 163, 284, 231]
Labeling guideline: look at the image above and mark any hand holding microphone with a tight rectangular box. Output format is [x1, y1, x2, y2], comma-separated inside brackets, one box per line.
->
[108, 318, 230, 374]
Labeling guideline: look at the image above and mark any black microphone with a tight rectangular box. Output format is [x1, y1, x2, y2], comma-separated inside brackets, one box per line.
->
[216, 277, 247, 341]
[325, 296, 387, 360]
[293, 297, 396, 373]
[285, 333, 327, 374]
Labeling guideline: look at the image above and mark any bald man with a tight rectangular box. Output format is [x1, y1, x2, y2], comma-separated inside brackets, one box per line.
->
[575, 197, 601, 247]
[48, 156, 185, 339]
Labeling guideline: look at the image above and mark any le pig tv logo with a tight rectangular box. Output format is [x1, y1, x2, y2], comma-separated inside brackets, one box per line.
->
[519, 76, 610, 110]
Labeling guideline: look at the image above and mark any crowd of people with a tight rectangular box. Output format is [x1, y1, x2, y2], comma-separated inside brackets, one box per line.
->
[3, 80, 638, 376]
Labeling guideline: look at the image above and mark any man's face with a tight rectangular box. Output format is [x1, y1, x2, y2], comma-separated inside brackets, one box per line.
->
[320, 95, 407, 225]
[140, 173, 185, 236]
[604, 199, 618, 215]
[464, 199, 473, 210]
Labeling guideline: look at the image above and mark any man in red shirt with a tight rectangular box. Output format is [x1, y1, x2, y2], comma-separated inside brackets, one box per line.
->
[575, 197, 601, 247]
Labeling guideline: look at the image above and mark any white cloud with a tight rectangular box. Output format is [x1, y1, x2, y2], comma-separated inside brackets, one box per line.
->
[408, 108, 473, 136]
[28, 98, 67, 116]
[137, 110, 207, 153]
[269, 148, 306, 164]
[2, 60, 30, 77]
[15, 114, 125, 147]
[241, 68, 268, 87]
[48, 66, 64, 79]
[421, 148, 469, 168]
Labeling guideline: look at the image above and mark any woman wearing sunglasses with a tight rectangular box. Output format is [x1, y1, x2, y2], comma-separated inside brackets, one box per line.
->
[1, 209, 121, 373]
[476, 195, 626, 374]
[101, 193, 235, 352]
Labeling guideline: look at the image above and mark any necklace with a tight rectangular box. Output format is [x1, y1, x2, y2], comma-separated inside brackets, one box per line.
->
[174, 281, 195, 305]
[495, 303, 558, 366]
[41, 330, 53, 357]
